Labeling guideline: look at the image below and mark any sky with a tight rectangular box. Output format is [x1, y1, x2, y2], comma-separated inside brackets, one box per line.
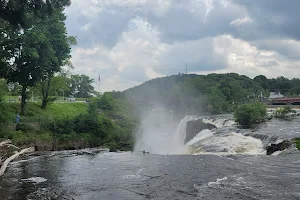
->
[64, 0, 300, 92]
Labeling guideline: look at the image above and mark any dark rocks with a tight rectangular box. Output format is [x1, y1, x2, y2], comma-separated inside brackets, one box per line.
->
[266, 140, 293, 155]
[185, 119, 216, 144]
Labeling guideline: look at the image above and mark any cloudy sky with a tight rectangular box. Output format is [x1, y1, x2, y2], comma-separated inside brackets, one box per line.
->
[65, 0, 300, 92]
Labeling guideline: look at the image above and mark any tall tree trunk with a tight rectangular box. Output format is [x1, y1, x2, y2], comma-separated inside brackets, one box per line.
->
[41, 78, 51, 109]
[20, 85, 27, 115]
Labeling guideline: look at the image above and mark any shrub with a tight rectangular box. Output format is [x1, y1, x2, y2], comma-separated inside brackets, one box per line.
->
[274, 106, 295, 119]
[97, 93, 115, 111]
[106, 141, 118, 152]
[0, 89, 8, 134]
[292, 138, 300, 150]
[49, 118, 75, 134]
[234, 102, 267, 126]
[74, 114, 104, 137]
[16, 123, 34, 132]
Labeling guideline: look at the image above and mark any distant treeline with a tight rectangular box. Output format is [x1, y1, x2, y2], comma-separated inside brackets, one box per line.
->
[109, 73, 300, 115]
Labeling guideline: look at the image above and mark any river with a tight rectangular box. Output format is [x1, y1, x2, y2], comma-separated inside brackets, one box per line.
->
[1, 114, 300, 199]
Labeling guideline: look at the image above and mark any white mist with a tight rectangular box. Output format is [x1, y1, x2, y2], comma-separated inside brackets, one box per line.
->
[134, 107, 190, 155]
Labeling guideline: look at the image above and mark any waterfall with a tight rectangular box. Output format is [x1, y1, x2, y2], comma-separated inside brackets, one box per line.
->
[174, 115, 199, 147]
[135, 112, 266, 155]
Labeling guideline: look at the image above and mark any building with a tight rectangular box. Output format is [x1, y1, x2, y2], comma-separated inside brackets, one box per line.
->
[269, 92, 284, 99]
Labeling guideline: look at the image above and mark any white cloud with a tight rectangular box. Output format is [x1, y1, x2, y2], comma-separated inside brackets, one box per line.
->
[230, 17, 252, 26]
[65, 0, 300, 92]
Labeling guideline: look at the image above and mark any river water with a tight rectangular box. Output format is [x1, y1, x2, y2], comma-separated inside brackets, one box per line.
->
[1, 114, 300, 199]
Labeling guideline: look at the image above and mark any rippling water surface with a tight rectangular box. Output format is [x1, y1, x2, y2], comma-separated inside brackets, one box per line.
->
[1, 151, 300, 200]
[1, 117, 300, 199]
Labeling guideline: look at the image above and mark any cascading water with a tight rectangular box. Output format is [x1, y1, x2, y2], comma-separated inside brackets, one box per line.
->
[134, 108, 192, 155]
[173, 115, 199, 148]
[180, 116, 265, 155]
[202, 117, 235, 128]
[135, 111, 284, 155]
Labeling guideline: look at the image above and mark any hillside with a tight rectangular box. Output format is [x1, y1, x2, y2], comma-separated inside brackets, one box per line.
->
[122, 73, 264, 115]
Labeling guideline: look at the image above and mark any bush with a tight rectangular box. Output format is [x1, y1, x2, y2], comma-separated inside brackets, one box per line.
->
[292, 138, 300, 150]
[106, 142, 118, 152]
[0, 88, 8, 134]
[74, 114, 104, 137]
[97, 93, 115, 111]
[48, 118, 75, 134]
[234, 102, 267, 126]
[16, 123, 34, 132]
[274, 106, 295, 119]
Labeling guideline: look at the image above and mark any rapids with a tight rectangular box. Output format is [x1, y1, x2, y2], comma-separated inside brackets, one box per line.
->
[135, 110, 300, 156]
[1, 110, 300, 199]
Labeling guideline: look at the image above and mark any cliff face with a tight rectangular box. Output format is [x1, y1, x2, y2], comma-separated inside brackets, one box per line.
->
[185, 120, 216, 144]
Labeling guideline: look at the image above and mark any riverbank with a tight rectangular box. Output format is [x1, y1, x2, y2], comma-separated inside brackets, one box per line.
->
[1, 99, 138, 154]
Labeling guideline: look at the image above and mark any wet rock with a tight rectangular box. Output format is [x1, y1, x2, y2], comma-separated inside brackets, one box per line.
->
[266, 140, 293, 155]
[185, 120, 216, 144]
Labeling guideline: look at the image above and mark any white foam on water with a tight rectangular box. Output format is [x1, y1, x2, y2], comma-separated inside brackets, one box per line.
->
[187, 132, 265, 155]
[203, 118, 235, 128]
[122, 168, 144, 179]
[207, 176, 228, 186]
[186, 129, 214, 147]
[21, 177, 47, 184]
[135, 113, 265, 155]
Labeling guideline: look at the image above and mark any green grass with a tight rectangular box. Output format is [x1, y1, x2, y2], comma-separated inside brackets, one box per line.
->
[43, 103, 88, 119]
[6, 102, 88, 123]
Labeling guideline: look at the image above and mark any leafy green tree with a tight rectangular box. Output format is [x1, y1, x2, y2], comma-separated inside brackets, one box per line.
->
[207, 86, 230, 114]
[70, 74, 95, 98]
[234, 102, 266, 126]
[39, 11, 75, 109]
[0, 21, 60, 114]
[254, 75, 269, 90]
[7, 82, 22, 96]
[0, 0, 71, 28]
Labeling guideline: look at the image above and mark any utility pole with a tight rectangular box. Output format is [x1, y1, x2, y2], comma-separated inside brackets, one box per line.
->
[186, 64, 187, 75]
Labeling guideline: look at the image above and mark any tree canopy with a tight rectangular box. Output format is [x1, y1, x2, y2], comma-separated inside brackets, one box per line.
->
[123, 73, 300, 115]
[0, 0, 70, 28]
[70, 74, 95, 98]
[0, 1, 73, 113]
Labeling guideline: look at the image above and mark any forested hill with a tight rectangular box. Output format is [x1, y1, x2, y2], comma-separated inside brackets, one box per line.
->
[119, 73, 300, 115]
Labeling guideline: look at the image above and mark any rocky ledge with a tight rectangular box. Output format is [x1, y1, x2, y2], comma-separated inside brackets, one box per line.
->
[185, 119, 216, 144]
[266, 140, 294, 155]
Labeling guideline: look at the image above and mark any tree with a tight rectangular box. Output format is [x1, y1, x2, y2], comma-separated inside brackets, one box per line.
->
[70, 74, 95, 98]
[0, 0, 71, 28]
[254, 75, 269, 90]
[39, 11, 75, 109]
[0, 18, 58, 114]
[234, 102, 266, 126]
[208, 86, 230, 114]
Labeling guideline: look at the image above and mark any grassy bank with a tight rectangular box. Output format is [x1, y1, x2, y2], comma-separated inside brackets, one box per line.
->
[1, 98, 138, 152]
[6, 102, 87, 122]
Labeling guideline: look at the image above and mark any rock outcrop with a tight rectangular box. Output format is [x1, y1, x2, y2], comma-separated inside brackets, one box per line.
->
[266, 140, 293, 155]
[185, 120, 216, 144]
